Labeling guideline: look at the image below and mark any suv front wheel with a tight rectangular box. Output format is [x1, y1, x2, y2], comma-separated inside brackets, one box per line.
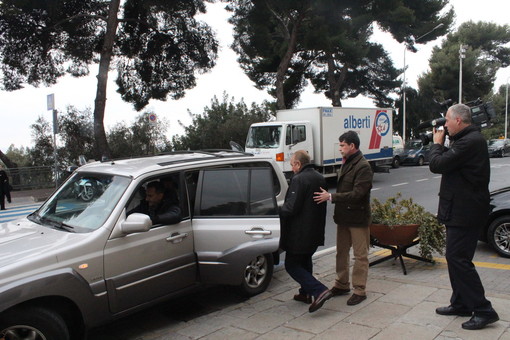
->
[239, 254, 274, 297]
[0, 306, 70, 340]
[487, 216, 510, 258]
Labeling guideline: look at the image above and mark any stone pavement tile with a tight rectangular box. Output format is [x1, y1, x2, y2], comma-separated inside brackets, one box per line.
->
[424, 288, 452, 304]
[499, 330, 510, 340]
[343, 301, 411, 329]
[256, 326, 315, 340]
[439, 318, 509, 340]
[398, 301, 455, 329]
[233, 310, 295, 334]
[325, 292, 383, 314]
[490, 296, 510, 322]
[367, 278, 403, 294]
[202, 326, 259, 340]
[313, 321, 380, 340]
[370, 322, 441, 340]
[377, 283, 437, 307]
[175, 314, 240, 339]
[285, 310, 348, 334]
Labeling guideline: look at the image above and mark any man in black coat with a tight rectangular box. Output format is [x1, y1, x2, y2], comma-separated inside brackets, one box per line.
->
[0, 164, 11, 210]
[429, 103, 499, 330]
[280, 150, 331, 313]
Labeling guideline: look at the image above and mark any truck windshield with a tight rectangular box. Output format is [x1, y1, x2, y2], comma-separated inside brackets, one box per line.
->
[28, 173, 131, 233]
[246, 126, 282, 148]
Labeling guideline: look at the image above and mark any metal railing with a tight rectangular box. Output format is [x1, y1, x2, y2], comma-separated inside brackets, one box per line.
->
[4, 166, 68, 191]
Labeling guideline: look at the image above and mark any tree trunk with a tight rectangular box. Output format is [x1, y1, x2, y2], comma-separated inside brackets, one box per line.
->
[275, 16, 302, 110]
[93, 0, 120, 160]
[326, 52, 348, 107]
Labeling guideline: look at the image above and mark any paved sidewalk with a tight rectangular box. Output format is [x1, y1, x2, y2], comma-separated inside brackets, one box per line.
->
[88, 248, 510, 340]
[7, 187, 55, 205]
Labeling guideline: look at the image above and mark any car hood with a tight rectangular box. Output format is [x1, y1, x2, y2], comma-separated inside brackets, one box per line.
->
[0, 218, 83, 269]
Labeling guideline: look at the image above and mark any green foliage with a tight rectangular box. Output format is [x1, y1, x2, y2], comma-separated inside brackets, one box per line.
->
[58, 106, 95, 166]
[371, 193, 445, 260]
[227, 0, 452, 108]
[172, 93, 275, 150]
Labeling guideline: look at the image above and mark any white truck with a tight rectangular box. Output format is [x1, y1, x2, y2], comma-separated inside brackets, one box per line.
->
[245, 107, 394, 179]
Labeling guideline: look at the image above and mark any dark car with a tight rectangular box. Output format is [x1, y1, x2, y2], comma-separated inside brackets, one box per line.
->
[480, 187, 510, 258]
[487, 139, 510, 158]
[400, 140, 431, 166]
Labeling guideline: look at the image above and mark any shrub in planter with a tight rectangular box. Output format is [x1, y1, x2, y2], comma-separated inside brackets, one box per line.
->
[371, 193, 446, 260]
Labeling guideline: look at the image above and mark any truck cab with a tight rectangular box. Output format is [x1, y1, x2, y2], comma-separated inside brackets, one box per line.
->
[245, 121, 313, 176]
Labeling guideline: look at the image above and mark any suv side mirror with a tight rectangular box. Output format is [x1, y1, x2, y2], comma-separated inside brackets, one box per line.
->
[121, 213, 152, 234]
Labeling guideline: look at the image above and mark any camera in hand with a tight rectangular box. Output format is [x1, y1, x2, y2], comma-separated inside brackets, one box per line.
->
[417, 99, 496, 145]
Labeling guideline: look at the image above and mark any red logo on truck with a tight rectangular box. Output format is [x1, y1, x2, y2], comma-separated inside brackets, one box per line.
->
[369, 110, 390, 149]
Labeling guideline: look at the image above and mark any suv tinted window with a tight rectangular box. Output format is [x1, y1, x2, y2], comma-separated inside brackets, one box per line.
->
[197, 168, 277, 217]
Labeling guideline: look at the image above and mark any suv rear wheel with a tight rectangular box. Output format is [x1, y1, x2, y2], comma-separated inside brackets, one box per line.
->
[0, 306, 70, 340]
[239, 254, 274, 297]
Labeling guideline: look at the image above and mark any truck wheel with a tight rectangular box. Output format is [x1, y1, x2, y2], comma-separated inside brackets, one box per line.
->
[238, 254, 274, 297]
[0, 306, 70, 340]
[391, 156, 400, 168]
[417, 156, 425, 166]
[487, 216, 510, 258]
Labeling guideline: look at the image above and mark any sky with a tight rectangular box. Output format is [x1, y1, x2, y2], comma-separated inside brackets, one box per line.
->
[1, 0, 509, 153]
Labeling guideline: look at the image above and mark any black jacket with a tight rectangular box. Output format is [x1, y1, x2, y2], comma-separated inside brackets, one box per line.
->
[429, 125, 490, 227]
[279, 164, 327, 254]
[0, 170, 11, 202]
[129, 199, 182, 225]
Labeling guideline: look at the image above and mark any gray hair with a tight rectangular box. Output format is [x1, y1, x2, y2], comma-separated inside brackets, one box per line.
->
[448, 104, 472, 124]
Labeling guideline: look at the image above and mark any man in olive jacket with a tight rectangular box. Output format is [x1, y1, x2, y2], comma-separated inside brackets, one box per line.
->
[280, 150, 331, 313]
[429, 103, 499, 330]
[315, 130, 373, 306]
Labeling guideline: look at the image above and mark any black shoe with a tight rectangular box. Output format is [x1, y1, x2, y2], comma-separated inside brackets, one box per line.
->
[309, 289, 332, 313]
[462, 313, 499, 330]
[347, 293, 367, 306]
[330, 287, 350, 296]
[293, 293, 312, 304]
[435, 305, 472, 317]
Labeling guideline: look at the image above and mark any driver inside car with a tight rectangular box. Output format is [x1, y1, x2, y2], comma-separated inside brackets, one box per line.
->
[128, 181, 181, 225]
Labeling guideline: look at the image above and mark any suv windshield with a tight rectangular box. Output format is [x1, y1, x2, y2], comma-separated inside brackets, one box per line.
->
[28, 173, 131, 233]
[488, 139, 504, 146]
[246, 126, 282, 148]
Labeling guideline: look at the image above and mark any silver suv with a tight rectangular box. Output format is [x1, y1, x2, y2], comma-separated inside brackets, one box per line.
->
[0, 151, 287, 340]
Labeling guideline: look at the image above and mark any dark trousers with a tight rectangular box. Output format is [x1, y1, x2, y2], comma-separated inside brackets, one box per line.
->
[446, 225, 495, 316]
[285, 251, 327, 299]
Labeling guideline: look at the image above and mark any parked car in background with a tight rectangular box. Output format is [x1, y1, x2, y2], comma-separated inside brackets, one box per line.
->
[488, 139, 510, 158]
[480, 186, 510, 258]
[0, 150, 287, 340]
[400, 140, 431, 166]
[391, 135, 404, 168]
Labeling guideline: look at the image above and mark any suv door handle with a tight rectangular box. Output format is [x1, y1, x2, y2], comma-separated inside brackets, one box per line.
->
[245, 227, 272, 236]
[166, 232, 188, 243]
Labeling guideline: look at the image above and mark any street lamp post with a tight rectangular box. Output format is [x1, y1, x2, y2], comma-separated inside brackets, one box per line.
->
[402, 23, 444, 142]
[459, 44, 466, 104]
[505, 77, 509, 139]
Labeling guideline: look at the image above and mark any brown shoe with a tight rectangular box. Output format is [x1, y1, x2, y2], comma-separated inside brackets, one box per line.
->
[293, 293, 312, 304]
[347, 293, 367, 306]
[309, 289, 333, 313]
[330, 287, 350, 296]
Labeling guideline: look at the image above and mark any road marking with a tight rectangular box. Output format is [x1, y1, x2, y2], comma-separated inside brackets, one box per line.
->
[416, 179, 429, 182]
[371, 188, 381, 191]
[392, 182, 408, 187]
[433, 176, 441, 179]
[371, 249, 510, 271]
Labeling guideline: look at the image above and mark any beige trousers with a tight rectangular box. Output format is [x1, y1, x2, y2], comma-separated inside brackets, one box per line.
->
[334, 225, 370, 296]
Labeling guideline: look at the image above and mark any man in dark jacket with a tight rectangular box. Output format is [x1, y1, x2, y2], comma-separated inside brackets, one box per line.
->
[0, 164, 11, 210]
[314, 130, 373, 306]
[429, 103, 499, 330]
[280, 150, 331, 313]
[129, 181, 181, 225]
